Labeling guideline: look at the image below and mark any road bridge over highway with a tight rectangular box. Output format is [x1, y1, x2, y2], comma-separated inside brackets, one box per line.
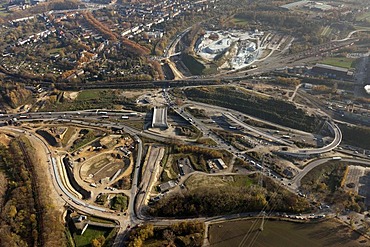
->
[279, 121, 342, 158]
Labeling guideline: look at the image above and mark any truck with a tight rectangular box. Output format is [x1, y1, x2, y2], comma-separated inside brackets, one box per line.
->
[332, 157, 342, 160]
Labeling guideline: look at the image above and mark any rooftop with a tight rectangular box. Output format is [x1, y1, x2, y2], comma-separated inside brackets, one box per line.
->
[313, 63, 349, 73]
[158, 180, 176, 192]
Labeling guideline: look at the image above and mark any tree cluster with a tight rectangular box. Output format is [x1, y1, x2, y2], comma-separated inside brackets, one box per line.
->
[82, 11, 118, 41]
[110, 195, 128, 211]
[0, 139, 66, 247]
[275, 76, 301, 87]
[0, 142, 39, 247]
[122, 38, 150, 56]
[0, 81, 33, 108]
[91, 235, 106, 247]
[174, 145, 224, 171]
[128, 224, 154, 247]
[127, 222, 204, 247]
[149, 60, 165, 80]
[300, 161, 366, 213]
[150, 175, 309, 217]
[339, 124, 370, 149]
[174, 145, 223, 158]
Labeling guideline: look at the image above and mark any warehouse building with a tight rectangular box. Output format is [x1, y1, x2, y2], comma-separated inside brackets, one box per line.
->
[311, 64, 354, 80]
[158, 180, 176, 192]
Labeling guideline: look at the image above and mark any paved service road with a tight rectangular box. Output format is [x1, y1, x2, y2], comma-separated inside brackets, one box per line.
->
[224, 112, 292, 146]
[291, 157, 370, 190]
[280, 121, 342, 157]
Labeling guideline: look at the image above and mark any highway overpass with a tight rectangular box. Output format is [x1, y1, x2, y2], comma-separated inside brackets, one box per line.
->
[279, 121, 342, 157]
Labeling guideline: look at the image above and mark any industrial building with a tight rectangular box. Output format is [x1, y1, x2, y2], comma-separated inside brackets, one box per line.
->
[311, 64, 354, 80]
[207, 158, 228, 171]
[158, 180, 176, 192]
[281, 0, 334, 11]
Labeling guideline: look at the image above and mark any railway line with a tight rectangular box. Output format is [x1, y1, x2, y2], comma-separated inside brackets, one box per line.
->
[17, 140, 45, 247]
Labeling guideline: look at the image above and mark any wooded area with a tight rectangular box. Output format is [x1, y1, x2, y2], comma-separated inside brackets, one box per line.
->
[184, 87, 322, 132]
[150, 174, 309, 217]
[127, 221, 204, 247]
[0, 138, 65, 247]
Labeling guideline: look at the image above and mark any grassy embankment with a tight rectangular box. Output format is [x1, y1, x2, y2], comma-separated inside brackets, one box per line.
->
[321, 57, 357, 69]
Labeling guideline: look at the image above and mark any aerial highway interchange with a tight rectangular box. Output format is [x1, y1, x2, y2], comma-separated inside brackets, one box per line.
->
[1, 85, 369, 246]
[0, 1, 370, 244]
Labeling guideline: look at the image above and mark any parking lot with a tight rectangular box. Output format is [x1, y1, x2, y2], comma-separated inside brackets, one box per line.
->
[344, 165, 370, 207]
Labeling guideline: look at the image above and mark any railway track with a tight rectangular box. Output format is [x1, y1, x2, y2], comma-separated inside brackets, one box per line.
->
[17, 139, 45, 247]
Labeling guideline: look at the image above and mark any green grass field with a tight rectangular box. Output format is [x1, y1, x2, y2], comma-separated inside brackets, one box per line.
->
[321, 57, 356, 69]
[233, 17, 249, 26]
[73, 226, 111, 247]
[209, 219, 368, 247]
[123, 120, 144, 130]
[87, 216, 116, 224]
[0, 9, 8, 17]
[77, 90, 102, 101]
[356, 11, 370, 22]
[185, 174, 255, 191]
[354, 26, 370, 31]
[320, 26, 331, 36]
[181, 53, 206, 75]
[70, 129, 102, 152]
[61, 127, 76, 147]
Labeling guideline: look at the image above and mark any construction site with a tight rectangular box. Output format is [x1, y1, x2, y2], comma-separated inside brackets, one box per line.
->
[195, 30, 265, 70]
[26, 123, 135, 209]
